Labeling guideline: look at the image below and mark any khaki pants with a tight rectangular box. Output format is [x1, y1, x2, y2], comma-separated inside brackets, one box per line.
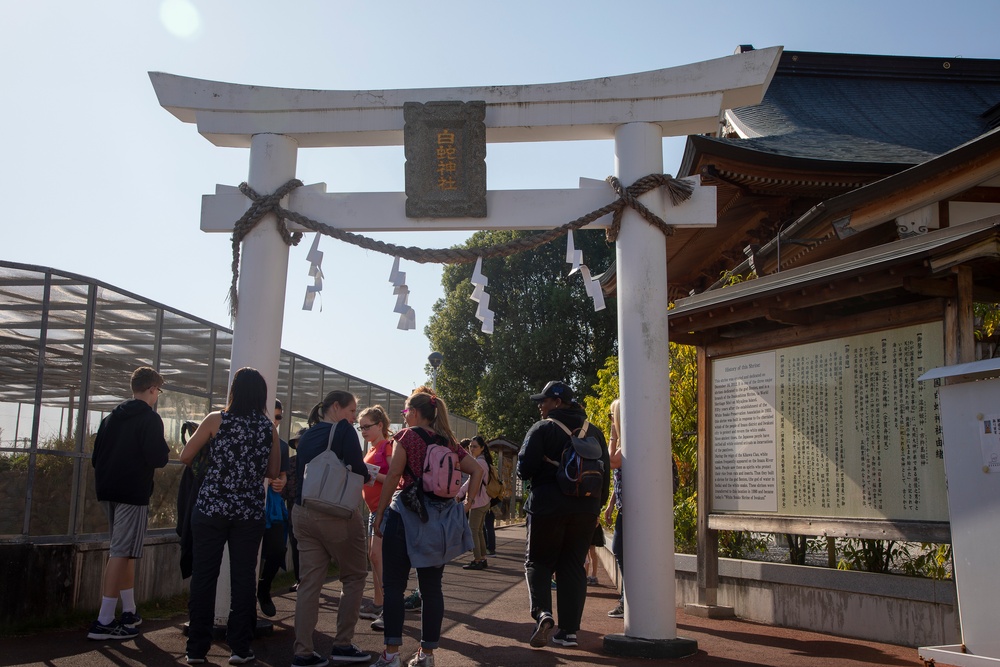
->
[468, 504, 489, 560]
[292, 503, 368, 655]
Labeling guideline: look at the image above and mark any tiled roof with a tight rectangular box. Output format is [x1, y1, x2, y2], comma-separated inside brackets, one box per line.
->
[703, 51, 1000, 166]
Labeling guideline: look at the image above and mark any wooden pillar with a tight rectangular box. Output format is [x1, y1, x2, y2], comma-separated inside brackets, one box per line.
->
[944, 266, 975, 366]
[685, 345, 733, 617]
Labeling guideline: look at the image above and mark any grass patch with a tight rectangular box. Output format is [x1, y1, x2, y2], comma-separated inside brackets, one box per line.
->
[1, 562, 336, 637]
[0, 590, 190, 638]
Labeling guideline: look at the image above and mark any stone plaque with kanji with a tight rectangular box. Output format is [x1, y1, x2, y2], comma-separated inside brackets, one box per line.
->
[404, 101, 486, 218]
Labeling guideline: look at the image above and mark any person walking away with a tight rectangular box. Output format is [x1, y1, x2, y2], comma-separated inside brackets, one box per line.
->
[256, 400, 291, 617]
[179, 367, 281, 665]
[88, 366, 170, 641]
[359, 404, 394, 628]
[290, 391, 373, 666]
[372, 388, 483, 667]
[604, 398, 625, 618]
[518, 381, 610, 649]
[458, 436, 492, 570]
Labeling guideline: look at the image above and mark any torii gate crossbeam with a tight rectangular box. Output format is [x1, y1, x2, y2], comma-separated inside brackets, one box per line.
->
[150, 46, 781, 658]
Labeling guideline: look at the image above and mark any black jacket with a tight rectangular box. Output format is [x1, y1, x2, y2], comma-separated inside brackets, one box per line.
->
[517, 403, 611, 516]
[92, 399, 170, 505]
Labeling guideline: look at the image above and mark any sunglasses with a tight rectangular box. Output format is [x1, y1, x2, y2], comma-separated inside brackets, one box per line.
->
[401, 408, 410, 416]
[275, 414, 283, 421]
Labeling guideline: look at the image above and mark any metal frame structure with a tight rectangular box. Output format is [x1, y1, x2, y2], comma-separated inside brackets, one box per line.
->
[0, 260, 476, 543]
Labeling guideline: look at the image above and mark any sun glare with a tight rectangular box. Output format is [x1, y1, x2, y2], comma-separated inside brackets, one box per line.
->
[159, 0, 201, 39]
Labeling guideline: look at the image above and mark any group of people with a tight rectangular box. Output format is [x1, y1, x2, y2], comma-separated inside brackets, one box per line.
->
[90, 366, 622, 666]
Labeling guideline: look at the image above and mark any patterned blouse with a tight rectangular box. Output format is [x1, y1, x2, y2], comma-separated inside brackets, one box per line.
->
[195, 410, 274, 520]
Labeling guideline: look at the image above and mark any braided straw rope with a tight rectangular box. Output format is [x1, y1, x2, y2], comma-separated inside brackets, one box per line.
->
[227, 174, 693, 317]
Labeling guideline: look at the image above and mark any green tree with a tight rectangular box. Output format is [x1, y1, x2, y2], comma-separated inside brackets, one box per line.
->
[425, 230, 617, 441]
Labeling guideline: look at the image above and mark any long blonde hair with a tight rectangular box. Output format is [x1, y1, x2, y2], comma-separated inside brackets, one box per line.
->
[408, 387, 458, 447]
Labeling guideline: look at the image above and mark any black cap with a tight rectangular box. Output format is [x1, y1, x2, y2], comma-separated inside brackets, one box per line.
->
[530, 380, 574, 403]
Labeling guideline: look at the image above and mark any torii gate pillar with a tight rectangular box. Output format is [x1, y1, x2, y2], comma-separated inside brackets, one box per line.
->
[604, 122, 694, 656]
[210, 133, 297, 627]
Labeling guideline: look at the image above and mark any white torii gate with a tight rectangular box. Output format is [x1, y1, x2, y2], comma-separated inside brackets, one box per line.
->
[151, 46, 780, 657]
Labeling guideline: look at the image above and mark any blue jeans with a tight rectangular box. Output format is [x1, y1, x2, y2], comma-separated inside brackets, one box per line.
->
[611, 511, 624, 602]
[186, 509, 265, 658]
[380, 508, 445, 649]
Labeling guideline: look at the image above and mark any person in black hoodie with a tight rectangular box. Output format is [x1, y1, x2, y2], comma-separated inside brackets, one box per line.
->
[88, 366, 170, 641]
[517, 380, 610, 651]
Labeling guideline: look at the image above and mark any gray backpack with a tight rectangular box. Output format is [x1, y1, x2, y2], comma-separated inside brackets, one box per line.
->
[301, 424, 365, 518]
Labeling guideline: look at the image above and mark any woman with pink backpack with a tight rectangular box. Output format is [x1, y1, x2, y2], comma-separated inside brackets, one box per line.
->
[372, 387, 484, 667]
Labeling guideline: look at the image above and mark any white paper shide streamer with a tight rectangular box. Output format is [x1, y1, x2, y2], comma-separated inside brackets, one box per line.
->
[388, 257, 416, 330]
[470, 257, 494, 334]
[302, 233, 324, 311]
[566, 231, 606, 311]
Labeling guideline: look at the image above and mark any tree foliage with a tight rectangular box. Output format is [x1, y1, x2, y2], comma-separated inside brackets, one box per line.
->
[425, 229, 617, 442]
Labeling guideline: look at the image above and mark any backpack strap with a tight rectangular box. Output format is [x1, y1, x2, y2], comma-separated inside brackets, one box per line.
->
[326, 421, 338, 452]
[543, 418, 579, 466]
[546, 418, 589, 437]
[545, 417, 573, 436]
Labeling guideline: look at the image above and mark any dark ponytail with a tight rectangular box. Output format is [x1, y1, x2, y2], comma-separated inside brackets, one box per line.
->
[308, 390, 356, 425]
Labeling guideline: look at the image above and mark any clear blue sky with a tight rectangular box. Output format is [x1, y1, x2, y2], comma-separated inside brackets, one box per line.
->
[3, 1, 999, 396]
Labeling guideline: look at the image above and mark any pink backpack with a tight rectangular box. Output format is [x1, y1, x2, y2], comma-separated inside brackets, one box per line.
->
[413, 428, 462, 498]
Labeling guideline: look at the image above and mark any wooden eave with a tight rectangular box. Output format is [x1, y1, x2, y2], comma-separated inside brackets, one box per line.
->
[663, 149, 902, 298]
[703, 128, 1000, 286]
[668, 215, 1000, 349]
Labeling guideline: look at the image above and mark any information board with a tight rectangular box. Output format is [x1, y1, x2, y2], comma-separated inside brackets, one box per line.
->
[711, 322, 946, 521]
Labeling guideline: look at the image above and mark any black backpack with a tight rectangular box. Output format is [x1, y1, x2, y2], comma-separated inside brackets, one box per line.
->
[543, 418, 605, 498]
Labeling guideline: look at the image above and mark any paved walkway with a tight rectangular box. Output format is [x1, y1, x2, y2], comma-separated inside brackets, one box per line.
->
[0, 525, 936, 667]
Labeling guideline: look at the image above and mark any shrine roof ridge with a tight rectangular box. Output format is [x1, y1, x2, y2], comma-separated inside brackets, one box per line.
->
[149, 47, 781, 148]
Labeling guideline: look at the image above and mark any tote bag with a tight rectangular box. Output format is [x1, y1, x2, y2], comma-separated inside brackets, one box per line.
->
[301, 423, 365, 519]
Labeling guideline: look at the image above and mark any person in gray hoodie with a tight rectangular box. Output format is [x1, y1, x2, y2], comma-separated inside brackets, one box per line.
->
[88, 366, 170, 641]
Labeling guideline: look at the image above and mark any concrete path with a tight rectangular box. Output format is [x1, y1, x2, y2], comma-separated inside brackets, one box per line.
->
[0, 524, 936, 666]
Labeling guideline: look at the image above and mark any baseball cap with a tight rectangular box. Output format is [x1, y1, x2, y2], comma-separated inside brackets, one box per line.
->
[530, 380, 574, 403]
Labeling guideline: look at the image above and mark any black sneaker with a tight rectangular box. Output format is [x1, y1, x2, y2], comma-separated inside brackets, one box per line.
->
[329, 644, 370, 663]
[403, 590, 422, 611]
[257, 585, 276, 618]
[119, 611, 143, 627]
[529, 612, 554, 648]
[292, 651, 329, 667]
[551, 629, 578, 647]
[87, 619, 138, 640]
[186, 657, 207, 665]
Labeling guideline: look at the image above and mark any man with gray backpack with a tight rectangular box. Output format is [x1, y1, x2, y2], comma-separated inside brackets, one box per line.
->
[517, 381, 610, 650]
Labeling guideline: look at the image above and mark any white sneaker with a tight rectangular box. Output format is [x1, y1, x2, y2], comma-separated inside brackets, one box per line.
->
[407, 650, 434, 667]
[371, 652, 401, 667]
